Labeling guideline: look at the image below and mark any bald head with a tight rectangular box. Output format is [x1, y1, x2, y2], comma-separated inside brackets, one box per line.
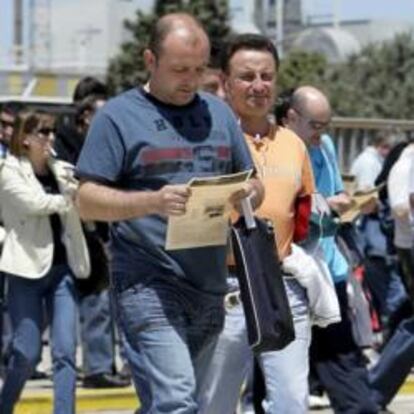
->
[286, 86, 332, 145]
[149, 13, 210, 58]
[291, 86, 331, 118]
[144, 13, 211, 106]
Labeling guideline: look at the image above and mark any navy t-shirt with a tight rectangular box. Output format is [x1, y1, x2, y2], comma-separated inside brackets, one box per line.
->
[76, 88, 254, 294]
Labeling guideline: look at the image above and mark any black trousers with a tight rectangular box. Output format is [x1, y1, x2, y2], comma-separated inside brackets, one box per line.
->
[254, 281, 378, 414]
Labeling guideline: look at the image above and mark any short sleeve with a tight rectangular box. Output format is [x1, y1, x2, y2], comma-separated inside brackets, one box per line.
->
[300, 150, 316, 197]
[323, 135, 344, 194]
[409, 158, 414, 196]
[76, 111, 125, 184]
[388, 161, 408, 210]
[351, 157, 380, 191]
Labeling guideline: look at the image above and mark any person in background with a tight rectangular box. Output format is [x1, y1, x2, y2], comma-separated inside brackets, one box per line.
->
[56, 80, 130, 388]
[200, 41, 226, 100]
[388, 142, 414, 301]
[285, 86, 379, 414]
[198, 33, 314, 414]
[0, 103, 21, 158]
[354, 129, 410, 341]
[0, 111, 90, 414]
[351, 132, 394, 191]
[0, 103, 20, 377]
[55, 77, 107, 165]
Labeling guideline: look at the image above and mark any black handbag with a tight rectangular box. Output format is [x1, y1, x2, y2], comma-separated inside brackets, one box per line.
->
[231, 217, 295, 354]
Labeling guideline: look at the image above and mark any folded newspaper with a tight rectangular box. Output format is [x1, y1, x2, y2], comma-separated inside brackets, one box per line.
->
[340, 174, 384, 223]
[165, 170, 252, 250]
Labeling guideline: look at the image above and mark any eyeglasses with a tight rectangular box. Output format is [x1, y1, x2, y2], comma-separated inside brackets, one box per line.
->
[293, 107, 330, 131]
[0, 119, 15, 129]
[36, 127, 56, 137]
[31, 127, 56, 143]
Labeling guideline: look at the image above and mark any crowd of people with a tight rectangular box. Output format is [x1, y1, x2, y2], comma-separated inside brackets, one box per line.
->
[0, 11, 414, 414]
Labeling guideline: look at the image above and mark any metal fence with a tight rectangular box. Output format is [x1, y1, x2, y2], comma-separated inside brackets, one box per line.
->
[330, 117, 414, 172]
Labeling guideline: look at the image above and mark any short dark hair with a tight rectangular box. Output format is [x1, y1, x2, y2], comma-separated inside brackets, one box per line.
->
[75, 95, 105, 126]
[208, 40, 225, 70]
[148, 13, 205, 58]
[221, 33, 279, 74]
[0, 102, 24, 118]
[370, 130, 397, 148]
[72, 77, 107, 103]
[274, 89, 294, 126]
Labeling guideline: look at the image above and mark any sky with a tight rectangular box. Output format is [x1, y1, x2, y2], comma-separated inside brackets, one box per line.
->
[2, 0, 414, 67]
[303, 0, 414, 23]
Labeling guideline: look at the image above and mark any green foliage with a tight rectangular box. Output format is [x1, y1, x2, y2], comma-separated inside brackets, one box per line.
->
[326, 32, 414, 118]
[106, 0, 231, 94]
[277, 32, 414, 118]
[278, 49, 328, 92]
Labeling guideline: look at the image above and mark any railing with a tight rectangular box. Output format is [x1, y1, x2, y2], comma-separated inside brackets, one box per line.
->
[330, 117, 414, 172]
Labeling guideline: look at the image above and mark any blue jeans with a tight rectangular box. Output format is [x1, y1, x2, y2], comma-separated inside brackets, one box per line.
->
[0, 265, 78, 414]
[79, 289, 114, 376]
[197, 277, 311, 414]
[112, 272, 224, 414]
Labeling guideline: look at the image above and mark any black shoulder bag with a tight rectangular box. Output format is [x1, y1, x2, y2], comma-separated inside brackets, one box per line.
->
[231, 217, 295, 353]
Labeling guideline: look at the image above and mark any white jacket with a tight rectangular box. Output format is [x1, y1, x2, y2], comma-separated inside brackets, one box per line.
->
[283, 243, 341, 327]
[0, 155, 90, 279]
[387, 144, 414, 249]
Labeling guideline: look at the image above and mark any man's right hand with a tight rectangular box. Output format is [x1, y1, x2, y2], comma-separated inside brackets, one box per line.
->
[153, 185, 191, 216]
[327, 192, 352, 214]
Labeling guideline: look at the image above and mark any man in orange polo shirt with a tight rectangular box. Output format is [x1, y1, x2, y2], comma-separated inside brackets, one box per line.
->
[197, 34, 314, 414]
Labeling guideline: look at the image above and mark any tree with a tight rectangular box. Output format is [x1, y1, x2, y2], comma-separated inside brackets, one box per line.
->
[278, 49, 328, 92]
[325, 32, 414, 118]
[106, 0, 231, 94]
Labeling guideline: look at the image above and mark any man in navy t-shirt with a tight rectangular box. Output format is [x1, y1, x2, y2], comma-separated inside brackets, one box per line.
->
[76, 12, 263, 413]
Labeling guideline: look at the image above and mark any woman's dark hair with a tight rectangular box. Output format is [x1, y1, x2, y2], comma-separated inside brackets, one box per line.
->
[274, 89, 294, 126]
[9, 111, 55, 157]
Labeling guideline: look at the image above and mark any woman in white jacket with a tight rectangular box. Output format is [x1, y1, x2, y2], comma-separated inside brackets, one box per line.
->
[0, 111, 90, 414]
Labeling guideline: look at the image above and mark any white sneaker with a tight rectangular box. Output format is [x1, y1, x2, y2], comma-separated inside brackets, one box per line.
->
[309, 394, 330, 409]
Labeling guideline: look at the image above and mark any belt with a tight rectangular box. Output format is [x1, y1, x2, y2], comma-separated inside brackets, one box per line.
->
[224, 290, 241, 309]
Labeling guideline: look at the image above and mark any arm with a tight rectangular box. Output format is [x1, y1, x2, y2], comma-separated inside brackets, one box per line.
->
[388, 162, 410, 220]
[76, 180, 191, 222]
[77, 178, 262, 222]
[293, 150, 315, 242]
[327, 192, 352, 215]
[0, 162, 69, 216]
[321, 136, 352, 214]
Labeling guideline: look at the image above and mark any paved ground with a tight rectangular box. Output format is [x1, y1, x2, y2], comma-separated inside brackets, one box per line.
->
[5, 345, 414, 414]
[312, 395, 414, 414]
[81, 395, 414, 414]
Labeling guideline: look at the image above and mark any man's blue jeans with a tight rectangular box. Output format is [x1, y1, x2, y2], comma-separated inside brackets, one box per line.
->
[197, 277, 311, 414]
[112, 272, 224, 414]
[0, 265, 78, 414]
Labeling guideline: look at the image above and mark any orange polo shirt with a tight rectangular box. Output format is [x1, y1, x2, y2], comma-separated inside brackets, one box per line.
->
[245, 124, 315, 260]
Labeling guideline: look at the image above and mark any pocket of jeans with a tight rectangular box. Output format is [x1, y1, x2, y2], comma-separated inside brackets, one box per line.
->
[199, 301, 225, 337]
[116, 280, 186, 339]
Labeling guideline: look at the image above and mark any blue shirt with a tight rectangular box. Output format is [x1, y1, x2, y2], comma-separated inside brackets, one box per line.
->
[0, 143, 8, 159]
[76, 88, 254, 294]
[309, 134, 349, 282]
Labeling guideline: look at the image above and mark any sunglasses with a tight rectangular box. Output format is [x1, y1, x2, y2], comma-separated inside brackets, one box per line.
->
[293, 108, 330, 131]
[36, 127, 56, 136]
[0, 119, 15, 129]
